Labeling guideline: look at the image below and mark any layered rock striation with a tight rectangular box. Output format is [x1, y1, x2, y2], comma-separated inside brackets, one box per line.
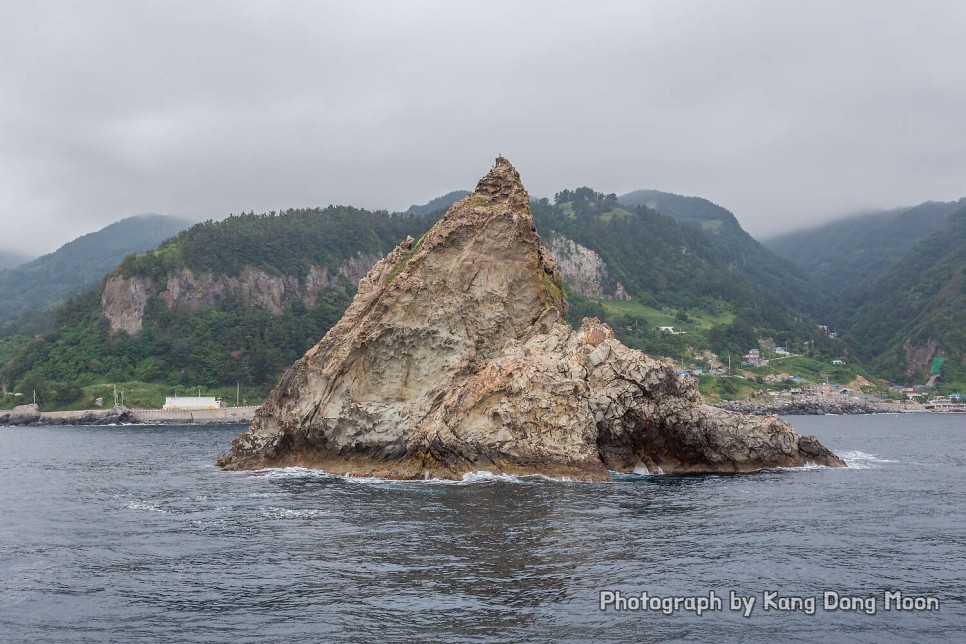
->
[219, 158, 844, 479]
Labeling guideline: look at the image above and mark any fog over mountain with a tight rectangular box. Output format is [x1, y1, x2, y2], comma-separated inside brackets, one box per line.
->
[2, 1, 965, 255]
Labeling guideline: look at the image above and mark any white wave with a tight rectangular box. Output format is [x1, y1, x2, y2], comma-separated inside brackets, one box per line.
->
[773, 461, 833, 472]
[838, 450, 899, 469]
[253, 466, 333, 480]
[250, 466, 569, 485]
[344, 469, 570, 484]
[460, 470, 525, 483]
[632, 464, 664, 475]
[265, 507, 329, 519]
[126, 500, 166, 513]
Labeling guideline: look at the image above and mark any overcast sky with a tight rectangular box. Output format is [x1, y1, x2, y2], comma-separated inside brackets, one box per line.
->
[2, 1, 965, 256]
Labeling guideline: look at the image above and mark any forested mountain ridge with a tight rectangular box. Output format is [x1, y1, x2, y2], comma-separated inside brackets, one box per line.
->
[765, 198, 965, 302]
[0, 207, 439, 399]
[619, 189, 744, 235]
[0, 214, 193, 334]
[1, 191, 827, 409]
[619, 189, 834, 317]
[846, 205, 966, 388]
[536, 189, 826, 363]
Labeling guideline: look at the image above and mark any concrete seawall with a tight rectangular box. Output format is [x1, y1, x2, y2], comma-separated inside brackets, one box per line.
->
[26, 406, 258, 426]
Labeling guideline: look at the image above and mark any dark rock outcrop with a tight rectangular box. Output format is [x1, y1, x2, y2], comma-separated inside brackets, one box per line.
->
[1, 406, 135, 427]
[715, 398, 882, 416]
[218, 158, 845, 479]
[0, 404, 41, 426]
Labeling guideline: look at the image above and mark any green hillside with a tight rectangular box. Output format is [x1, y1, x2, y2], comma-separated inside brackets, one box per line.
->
[0, 207, 438, 405]
[536, 189, 814, 362]
[846, 206, 966, 391]
[0, 214, 193, 334]
[619, 189, 745, 234]
[765, 199, 964, 303]
[619, 189, 833, 316]
[120, 207, 431, 280]
[0, 193, 865, 410]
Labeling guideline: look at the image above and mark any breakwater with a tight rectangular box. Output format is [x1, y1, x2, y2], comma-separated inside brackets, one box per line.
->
[714, 397, 900, 415]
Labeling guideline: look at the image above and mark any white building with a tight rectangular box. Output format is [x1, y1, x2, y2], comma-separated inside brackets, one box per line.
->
[163, 396, 221, 410]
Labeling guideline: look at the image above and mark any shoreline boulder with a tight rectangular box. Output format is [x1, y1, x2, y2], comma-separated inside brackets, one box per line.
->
[1, 403, 41, 426]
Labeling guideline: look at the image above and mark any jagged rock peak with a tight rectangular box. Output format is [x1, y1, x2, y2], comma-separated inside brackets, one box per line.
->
[466, 156, 531, 214]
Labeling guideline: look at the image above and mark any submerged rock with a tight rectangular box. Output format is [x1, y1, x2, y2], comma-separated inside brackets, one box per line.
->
[219, 158, 844, 479]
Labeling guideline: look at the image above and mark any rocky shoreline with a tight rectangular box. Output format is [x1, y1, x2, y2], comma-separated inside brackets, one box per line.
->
[0, 404, 135, 426]
[713, 398, 898, 416]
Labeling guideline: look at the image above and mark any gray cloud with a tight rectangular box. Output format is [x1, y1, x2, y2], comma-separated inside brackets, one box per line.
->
[2, 0, 965, 254]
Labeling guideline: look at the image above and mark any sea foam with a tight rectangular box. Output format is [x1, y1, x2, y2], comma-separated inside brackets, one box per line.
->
[838, 450, 899, 470]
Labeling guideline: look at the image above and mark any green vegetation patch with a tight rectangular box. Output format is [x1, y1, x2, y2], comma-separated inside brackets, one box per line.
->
[387, 231, 430, 285]
[545, 275, 566, 310]
[698, 376, 758, 401]
[598, 207, 633, 222]
[700, 219, 723, 232]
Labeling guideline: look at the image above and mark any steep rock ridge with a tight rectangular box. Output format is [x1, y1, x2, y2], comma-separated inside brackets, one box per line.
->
[219, 158, 844, 479]
[102, 254, 380, 334]
[101, 276, 153, 335]
[546, 234, 629, 300]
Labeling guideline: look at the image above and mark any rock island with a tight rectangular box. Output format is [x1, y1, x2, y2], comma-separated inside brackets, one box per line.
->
[218, 158, 844, 479]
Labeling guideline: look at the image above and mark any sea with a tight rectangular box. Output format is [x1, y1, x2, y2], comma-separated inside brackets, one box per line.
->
[1, 414, 964, 643]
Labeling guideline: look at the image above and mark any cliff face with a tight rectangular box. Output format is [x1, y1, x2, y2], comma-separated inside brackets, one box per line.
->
[546, 234, 629, 300]
[218, 158, 844, 479]
[101, 255, 380, 334]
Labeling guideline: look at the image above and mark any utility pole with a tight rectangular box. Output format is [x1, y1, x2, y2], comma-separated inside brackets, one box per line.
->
[236, 383, 240, 407]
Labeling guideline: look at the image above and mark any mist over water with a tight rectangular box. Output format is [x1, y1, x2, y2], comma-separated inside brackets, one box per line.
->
[1, 415, 963, 642]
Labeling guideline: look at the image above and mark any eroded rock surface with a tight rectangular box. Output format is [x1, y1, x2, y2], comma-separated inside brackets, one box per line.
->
[219, 158, 844, 479]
